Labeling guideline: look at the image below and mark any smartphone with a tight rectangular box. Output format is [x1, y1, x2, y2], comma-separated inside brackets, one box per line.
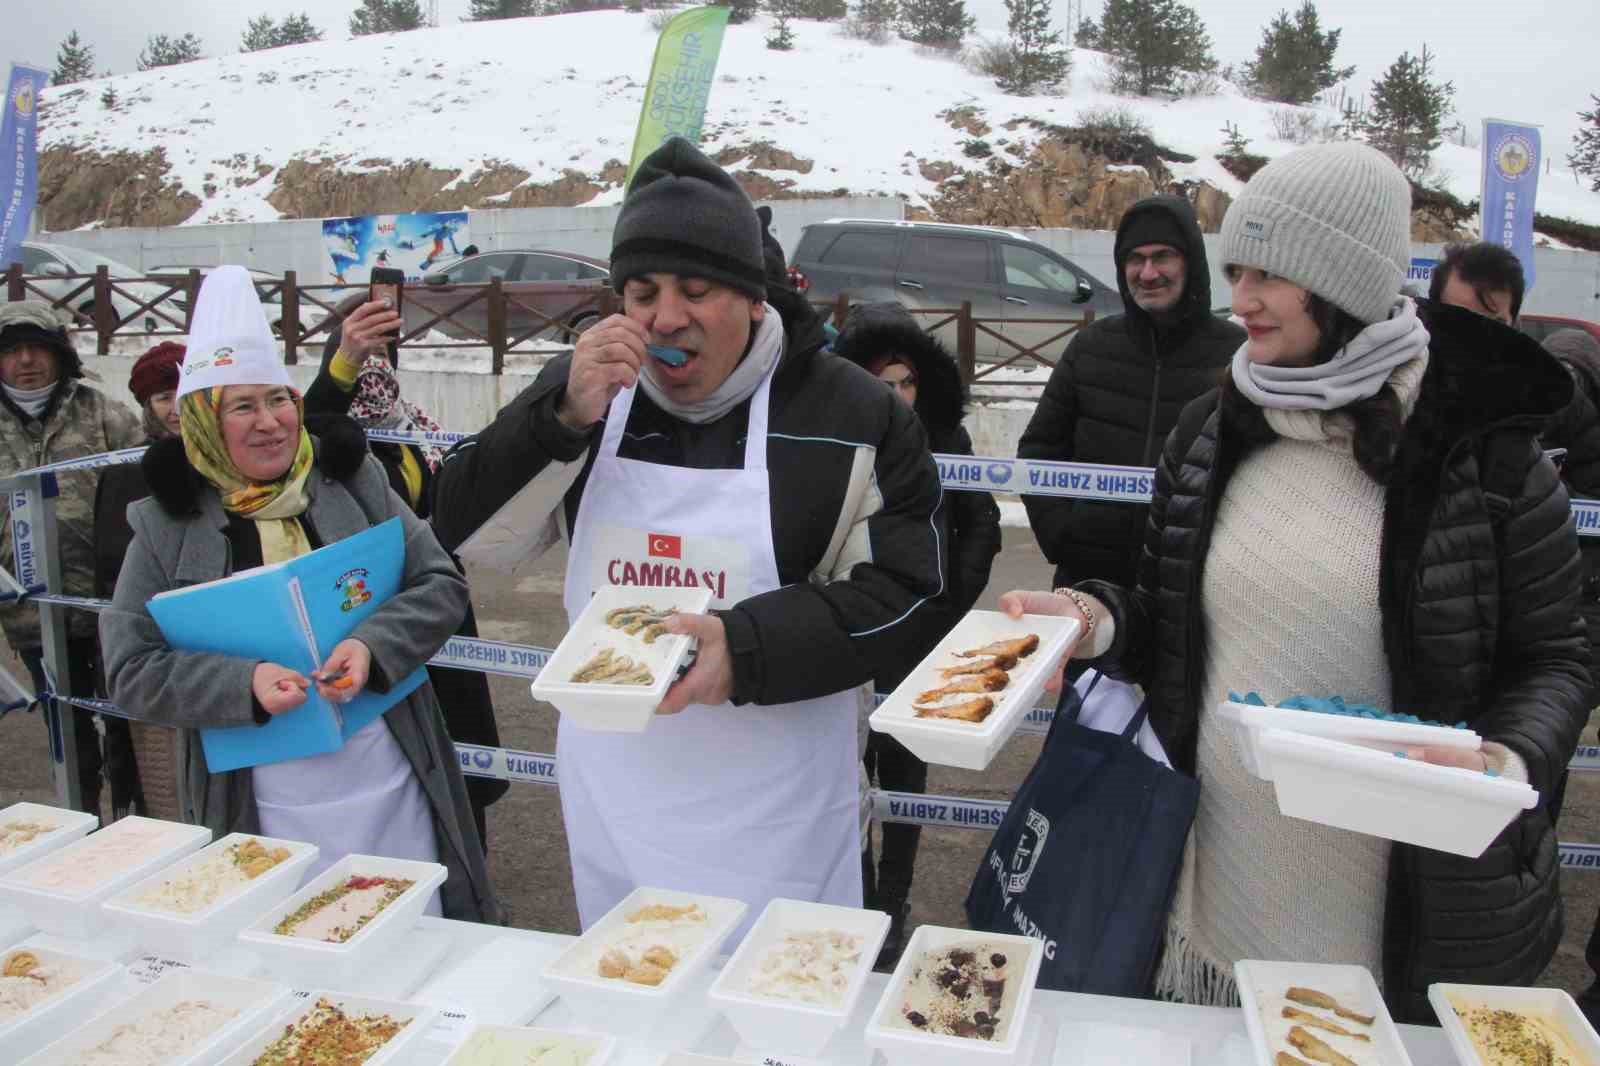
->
[369, 267, 405, 363]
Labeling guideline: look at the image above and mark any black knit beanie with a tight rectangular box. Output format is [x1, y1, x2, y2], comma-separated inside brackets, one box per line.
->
[611, 138, 767, 301]
[1115, 202, 1190, 267]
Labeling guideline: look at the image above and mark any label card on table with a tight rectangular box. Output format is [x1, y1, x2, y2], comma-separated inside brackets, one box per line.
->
[427, 1004, 474, 1045]
[731, 1042, 829, 1066]
[128, 953, 191, 986]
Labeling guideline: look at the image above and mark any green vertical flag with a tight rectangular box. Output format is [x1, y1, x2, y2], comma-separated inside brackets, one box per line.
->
[626, 5, 732, 185]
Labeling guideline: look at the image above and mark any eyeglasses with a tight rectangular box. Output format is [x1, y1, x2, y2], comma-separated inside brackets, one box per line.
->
[1125, 249, 1182, 272]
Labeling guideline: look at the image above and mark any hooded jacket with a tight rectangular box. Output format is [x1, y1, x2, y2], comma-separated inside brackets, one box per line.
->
[1018, 196, 1244, 590]
[1079, 302, 1589, 1020]
[833, 302, 1002, 688]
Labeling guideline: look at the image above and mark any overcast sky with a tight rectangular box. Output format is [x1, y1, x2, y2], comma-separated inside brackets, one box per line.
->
[13, 1, 1592, 162]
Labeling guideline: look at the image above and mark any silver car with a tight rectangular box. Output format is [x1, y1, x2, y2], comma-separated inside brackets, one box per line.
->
[14, 242, 172, 332]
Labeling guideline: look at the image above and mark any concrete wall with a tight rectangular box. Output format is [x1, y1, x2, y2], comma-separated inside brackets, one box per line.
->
[37, 196, 904, 282]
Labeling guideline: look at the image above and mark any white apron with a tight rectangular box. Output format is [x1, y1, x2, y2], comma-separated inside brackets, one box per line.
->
[559, 364, 862, 939]
[254, 716, 441, 912]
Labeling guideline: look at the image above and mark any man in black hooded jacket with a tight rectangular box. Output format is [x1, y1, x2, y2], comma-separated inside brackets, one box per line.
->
[1018, 195, 1243, 591]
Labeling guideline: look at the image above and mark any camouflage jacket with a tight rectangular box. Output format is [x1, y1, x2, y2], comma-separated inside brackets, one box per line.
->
[0, 379, 144, 649]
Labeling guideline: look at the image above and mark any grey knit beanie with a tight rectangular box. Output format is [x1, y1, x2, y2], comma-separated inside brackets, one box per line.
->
[1219, 143, 1412, 324]
[0, 300, 81, 376]
[610, 138, 766, 301]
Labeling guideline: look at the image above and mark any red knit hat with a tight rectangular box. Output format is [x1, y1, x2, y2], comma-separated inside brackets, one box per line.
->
[129, 342, 185, 404]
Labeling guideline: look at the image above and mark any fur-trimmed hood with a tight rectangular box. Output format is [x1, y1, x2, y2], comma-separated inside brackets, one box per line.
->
[830, 300, 967, 439]
[142, 414, 372, 518]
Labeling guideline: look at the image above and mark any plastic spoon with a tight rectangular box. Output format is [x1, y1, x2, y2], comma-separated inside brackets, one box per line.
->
[647, 344, 689, 367]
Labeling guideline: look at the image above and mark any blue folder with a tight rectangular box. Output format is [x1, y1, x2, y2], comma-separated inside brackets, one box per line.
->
[147, 518, 426, 772]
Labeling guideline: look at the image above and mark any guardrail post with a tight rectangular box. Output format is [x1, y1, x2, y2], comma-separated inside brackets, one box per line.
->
[833, 293, 850, 328]
[957, 300, 976, 383]
[183, 269, 201, 332]
[94, 266, 114, 355]
[488, 277, 507, 376]
[6, 263, 22, 301]
[282, 271, 300, 365]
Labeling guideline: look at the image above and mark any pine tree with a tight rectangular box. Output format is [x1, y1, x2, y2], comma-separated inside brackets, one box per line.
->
[721, 0, 761, 22]
[797, 0, 848, 18]
[467, 0, 541, 18]
[898, 0, 973, 47]
[242, 13, 324, 51]
[1362, 44, 1454, 178]
[137, 32, 204, 71]
[1570, 95, 1600, 193]
[766, 0, 799, 48]
[100, 83, 118, 109]
[350, 0, 425, 35]
[851, 0, 898, 35]
[276, 13, 325, 45]
[999, 0, 1069, 95]
[1093, 0, 1216, 97]
[52, 31, 97, 86]
[1245, 2, 1354, 105]
[1073, 17, 1100, 48]
[241, 15, 279, 52]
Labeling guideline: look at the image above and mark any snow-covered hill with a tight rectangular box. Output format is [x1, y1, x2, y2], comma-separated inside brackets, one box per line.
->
[37, 10, 1600, 231]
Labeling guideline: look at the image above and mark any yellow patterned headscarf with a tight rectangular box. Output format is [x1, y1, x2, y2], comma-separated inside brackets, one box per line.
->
[180, 386, 316, 564]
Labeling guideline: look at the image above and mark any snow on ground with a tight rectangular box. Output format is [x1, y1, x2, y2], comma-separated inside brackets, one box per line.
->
[38, 11, 1600, 229]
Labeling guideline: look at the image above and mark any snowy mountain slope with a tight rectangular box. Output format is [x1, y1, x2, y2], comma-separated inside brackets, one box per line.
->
[37, 10, 1600, 230]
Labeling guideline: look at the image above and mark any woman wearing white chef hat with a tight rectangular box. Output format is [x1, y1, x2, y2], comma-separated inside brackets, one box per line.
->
[99, 265, 500, 922]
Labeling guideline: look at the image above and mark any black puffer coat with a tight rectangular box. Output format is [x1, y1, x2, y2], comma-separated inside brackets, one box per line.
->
[834, 301, 1002, 689]
[1080, 302, 1591, 1021]
[1018, 196, 1244, 589]
[1539, 329, 1600, 688]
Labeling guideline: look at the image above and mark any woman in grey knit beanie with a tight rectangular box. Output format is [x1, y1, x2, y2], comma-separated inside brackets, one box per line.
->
[1002, 141, 1587, 1019]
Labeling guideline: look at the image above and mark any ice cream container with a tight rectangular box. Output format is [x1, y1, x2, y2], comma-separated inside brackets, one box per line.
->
[0, 943, 124, 1061]
[869, 611, 1080, 771]
[1216, 698, 1482, 782]
[864, 925, 1044, 1066]
[0, 802, 99, 878]
[1235, 959, 1412, 1066]
[1430, 982, 1600, 1066]
[530, 585, 713, 733]
[541, 886, 746, 1037]
[1258, 727, 1537, 857]
[442, 1023, 619, 1066]
[235, 854, 447, 990]
[17, 967, 290, 1066]
[0, 816, 212, 939]
[215, 989, 437, 1066]
[707, 898, 890, 1057]
[103, 833, 319, 962]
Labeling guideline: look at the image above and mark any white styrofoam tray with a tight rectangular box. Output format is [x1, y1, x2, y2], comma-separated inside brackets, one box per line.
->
[707, 898, 891, 1058]
[235, 853, 447, 989]
[0, 942, 125, 1061]
[0, 816, 213, 939]
[869, 611, 1080, 771]
[1430, 982, 1600, 1066]
[864, 925, 1045, 1066]
[102, 832, 319, 961]
[1259, 727, 1538, 857]
[413, 933, 566, 1026]
[658, 1055, 746, 1066]
[17, 967, 290, 1066]
[443, 1023, 619, 1066]
[1235, 959, 1411, 1066]
[0, 802, 99, 878]
[541, 885, 747, 1036]
[1216, 699, 1481, 781]
[216, 990, 438, 1066]
[531, 585, 714, 732]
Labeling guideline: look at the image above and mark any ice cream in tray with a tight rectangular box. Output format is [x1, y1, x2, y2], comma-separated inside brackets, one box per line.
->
[870, 610, 1080, 770]
[530, 585, 714, 732]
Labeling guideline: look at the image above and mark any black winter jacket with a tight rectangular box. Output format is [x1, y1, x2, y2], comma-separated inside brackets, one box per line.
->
[432, 289, 948, 707]
[1019, 196, 1244, 589]
[1539, 335, 1600, 689]
[833, 301, 1002, 690]
[1080, 302, 1590, 1021]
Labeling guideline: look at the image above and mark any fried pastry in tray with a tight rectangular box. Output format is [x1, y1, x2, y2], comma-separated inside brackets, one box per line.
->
[1286, 986, 1375, 1026]
[954, 634, 1040, 660]
[1286, 1026, 1358, 1066]
[914, 667, 1010, 705]
[915, 697, 996, 723]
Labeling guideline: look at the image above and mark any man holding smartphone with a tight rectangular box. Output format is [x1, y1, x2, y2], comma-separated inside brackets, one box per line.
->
[432, 138, 947, 936]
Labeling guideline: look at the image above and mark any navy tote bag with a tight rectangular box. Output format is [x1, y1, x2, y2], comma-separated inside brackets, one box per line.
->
[965, 676, 1199, 995]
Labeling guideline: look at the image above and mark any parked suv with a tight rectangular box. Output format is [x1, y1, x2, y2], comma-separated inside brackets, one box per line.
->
[791, 219, 1122, 361]
[406, 249, 610, 343]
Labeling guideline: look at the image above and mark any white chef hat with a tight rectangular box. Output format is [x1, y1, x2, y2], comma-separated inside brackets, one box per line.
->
[177, 265, 292, 401]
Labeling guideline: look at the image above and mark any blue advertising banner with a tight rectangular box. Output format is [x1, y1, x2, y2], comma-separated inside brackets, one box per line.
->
[320, 210, 471, 285]
[0, 64, 47, 272]
[1481, 119, 1541, 289]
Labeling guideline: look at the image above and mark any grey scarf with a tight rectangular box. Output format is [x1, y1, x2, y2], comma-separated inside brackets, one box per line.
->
[3, 381, 55, 418]
[1231, 297, 1430, 411]
[638, 305, 784, 425]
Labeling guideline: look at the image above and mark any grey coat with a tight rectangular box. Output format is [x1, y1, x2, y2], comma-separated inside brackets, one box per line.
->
[98, 436, 502, 924]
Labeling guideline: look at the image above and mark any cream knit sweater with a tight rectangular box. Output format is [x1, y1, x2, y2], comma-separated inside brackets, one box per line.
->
[1154, 358, 1427, 1006]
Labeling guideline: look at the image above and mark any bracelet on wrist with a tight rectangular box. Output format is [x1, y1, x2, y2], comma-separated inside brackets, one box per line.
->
[1053, 586, 1096, 639]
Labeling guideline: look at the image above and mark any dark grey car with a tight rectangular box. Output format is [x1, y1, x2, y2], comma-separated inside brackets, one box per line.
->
[791, 219, 1122, 362]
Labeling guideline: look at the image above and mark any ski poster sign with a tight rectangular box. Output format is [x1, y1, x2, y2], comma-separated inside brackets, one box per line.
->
[320, 210, 471, 285]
